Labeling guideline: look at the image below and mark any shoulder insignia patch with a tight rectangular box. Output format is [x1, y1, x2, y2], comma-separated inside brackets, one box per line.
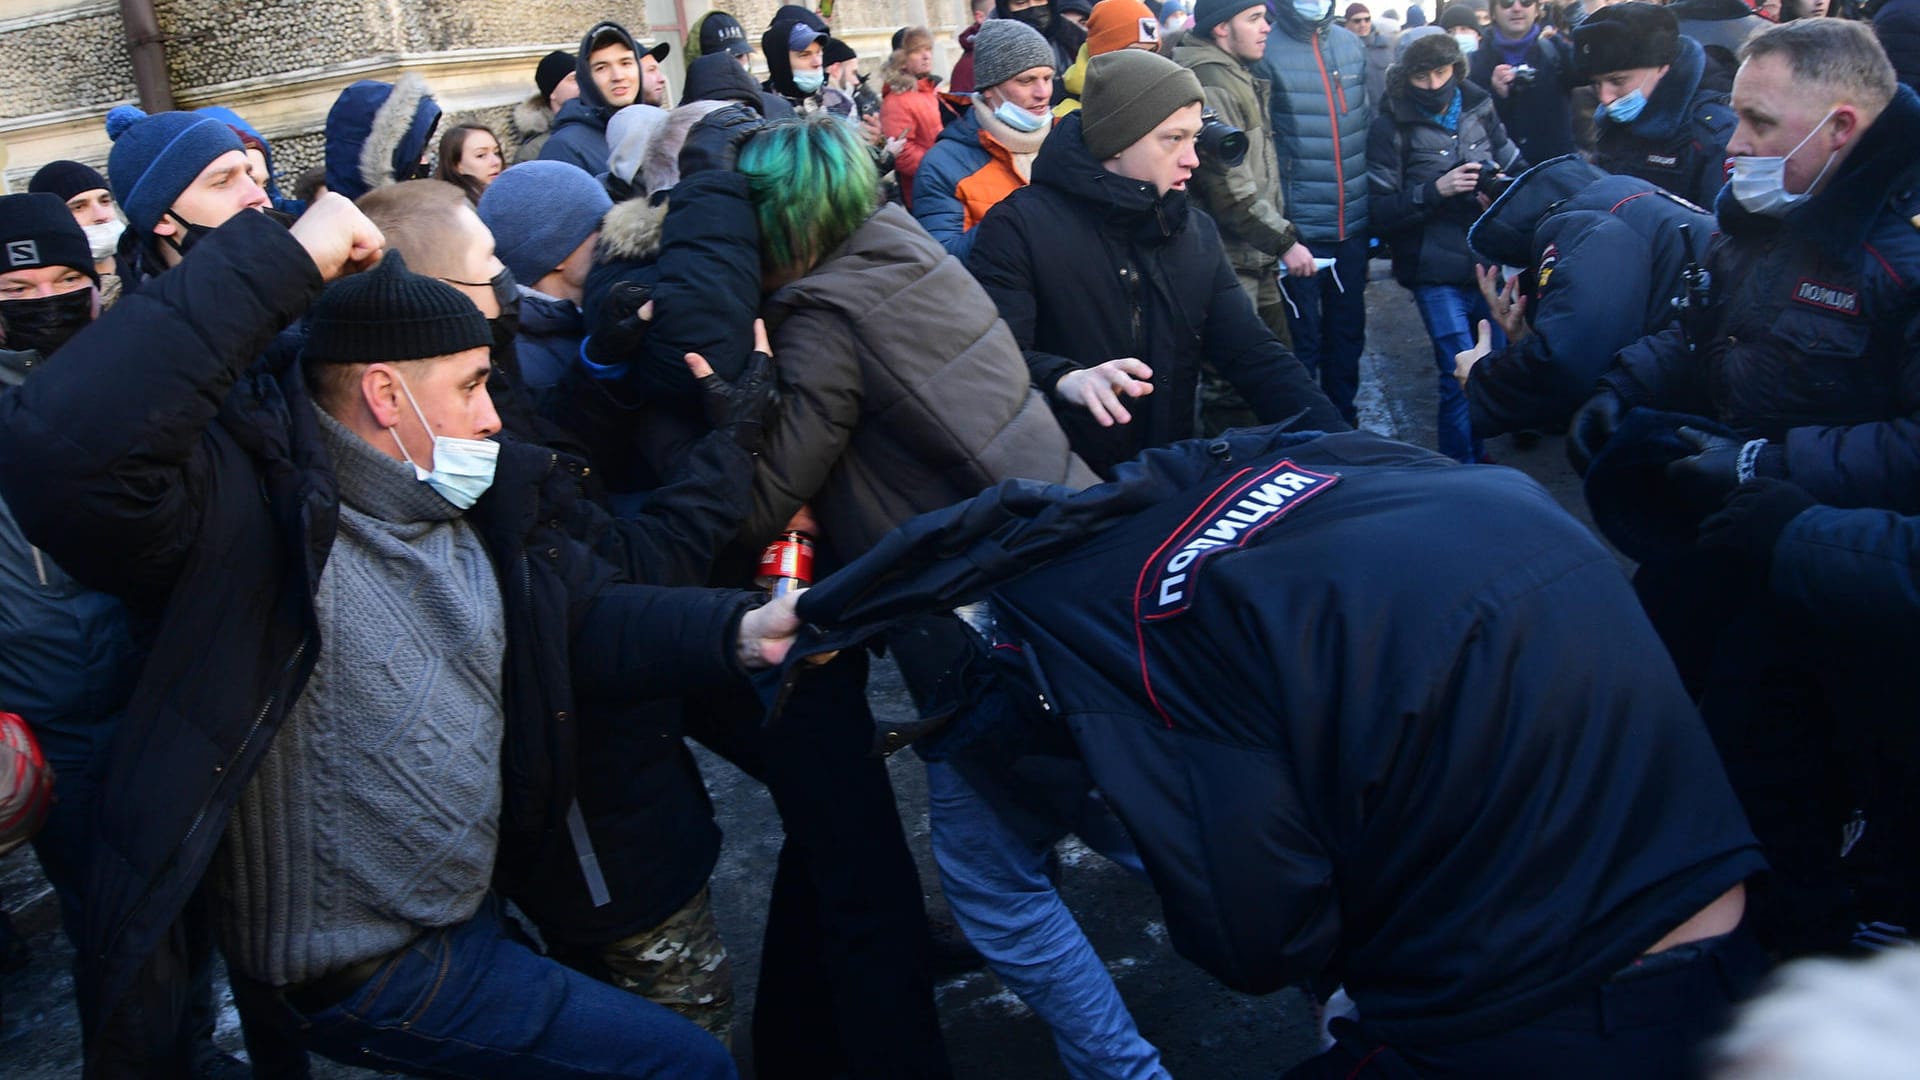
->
[1136, 460, 1340, 621]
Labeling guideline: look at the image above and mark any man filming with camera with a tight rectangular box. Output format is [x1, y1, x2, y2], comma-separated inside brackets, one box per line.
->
[969, 48, 1349, 476]
[1176, 0, 1314, 352]
[1368, 30, 1525, 463]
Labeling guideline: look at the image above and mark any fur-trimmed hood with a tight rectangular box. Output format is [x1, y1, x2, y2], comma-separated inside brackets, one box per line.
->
[323, 72, 441, 201]
[641, 100, 729, 196]
[882, 54, 940, 96]
[513, 93, 553, 139]
[596, 194, 669, 264]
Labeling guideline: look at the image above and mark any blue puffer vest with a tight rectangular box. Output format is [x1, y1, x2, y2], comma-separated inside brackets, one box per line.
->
[1258, 4, 1372, 242]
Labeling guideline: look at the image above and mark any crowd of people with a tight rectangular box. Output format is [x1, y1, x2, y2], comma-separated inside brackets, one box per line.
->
[0, 0, 1917, 1076]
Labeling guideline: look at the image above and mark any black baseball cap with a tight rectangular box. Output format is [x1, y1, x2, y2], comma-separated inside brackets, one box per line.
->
[700, 12, 754, 58]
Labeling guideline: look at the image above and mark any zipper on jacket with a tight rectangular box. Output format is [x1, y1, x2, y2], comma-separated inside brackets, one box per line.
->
[1120, 263, 1146, 354]
[31, 545, 47, 587]
[107, 634, 309, 959]
[1314, 37, 1348, 239]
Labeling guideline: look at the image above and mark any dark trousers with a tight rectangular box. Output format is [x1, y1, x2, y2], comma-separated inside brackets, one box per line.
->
[1286, 929, 1768, 1079]
[688, 648, 952, 1079]
[1280, 234, 1368, 426]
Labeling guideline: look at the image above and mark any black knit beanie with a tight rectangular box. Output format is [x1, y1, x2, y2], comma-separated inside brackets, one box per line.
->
[303, 251, 491, 365]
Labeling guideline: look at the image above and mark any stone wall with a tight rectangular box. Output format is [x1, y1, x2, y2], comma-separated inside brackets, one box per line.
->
[0, 0, 978, 191]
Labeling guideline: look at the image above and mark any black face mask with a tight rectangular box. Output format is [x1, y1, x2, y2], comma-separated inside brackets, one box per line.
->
[159, 210, 218, 260]
[1, 289, 94, 357]
[445, 267, 522, 375]
[1408, 77, 1458, 116]
[1010, 5, 1053, 32]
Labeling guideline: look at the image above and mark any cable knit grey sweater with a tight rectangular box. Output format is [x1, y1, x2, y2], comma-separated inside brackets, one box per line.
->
[216, 404, 507, 987]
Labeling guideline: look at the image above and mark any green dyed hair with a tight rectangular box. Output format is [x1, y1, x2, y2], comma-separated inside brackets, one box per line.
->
[737, 115, 879, 276]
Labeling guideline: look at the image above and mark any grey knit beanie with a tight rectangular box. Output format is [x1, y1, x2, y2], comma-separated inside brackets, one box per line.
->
[1081, 50, 1205, 160]
[477, 160, 612, 285]
[973, 19, 1057, 90]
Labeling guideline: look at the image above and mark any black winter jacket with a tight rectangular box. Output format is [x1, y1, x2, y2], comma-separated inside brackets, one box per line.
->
[792, 426, 1763, 1048]
[1606, 86, 1920, 512]
[967, 112, 1348, 475]
[1467, 29, 1578, 164]
[0, 214, 759, 1031]
[1463, 155, 1712, 436]
[1878, 0, 1920, 92]
[1591, 37, 1736, 209]
[1367, 78, 1523, 288]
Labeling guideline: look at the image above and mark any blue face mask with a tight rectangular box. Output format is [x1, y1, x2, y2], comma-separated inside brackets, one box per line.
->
[1294, 0, 1333, 21]
[1600, 86, 1647, 124]
[792, 67, 824, 94]
[994, 100, 1047, 133]
[391, 374, 499, 510]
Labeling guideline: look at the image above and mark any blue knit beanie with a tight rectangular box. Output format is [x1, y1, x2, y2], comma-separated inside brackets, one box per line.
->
[104, 106, 244, 235]
[476, 162, 612, 286]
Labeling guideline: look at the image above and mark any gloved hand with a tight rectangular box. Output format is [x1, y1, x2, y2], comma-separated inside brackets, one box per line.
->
[1696, 478, 1816, 571]
[678, 104, 767, 179]
[584, 281, 652, 368]
[1665, 426, 1748, 516]
[688, 318, 779, 453]
[1566, 388, 1627, 476]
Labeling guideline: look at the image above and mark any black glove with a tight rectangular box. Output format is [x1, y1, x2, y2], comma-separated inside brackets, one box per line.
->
[1665, 426, 1747, 517]
[678, 104, 767, 180]
[1566, 389, 1627, 477]
[584, 281, 652, 368]
[1696, 478, 1816, 571]
[699, 348, 779, 453]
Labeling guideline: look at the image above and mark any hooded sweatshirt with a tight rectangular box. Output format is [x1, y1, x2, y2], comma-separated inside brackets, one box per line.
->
[761, 5, 834, 111]
[542, 21, 643, 174]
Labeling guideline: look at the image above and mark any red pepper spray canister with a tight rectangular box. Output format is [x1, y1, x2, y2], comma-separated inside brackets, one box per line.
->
[756, 530, 816, 597]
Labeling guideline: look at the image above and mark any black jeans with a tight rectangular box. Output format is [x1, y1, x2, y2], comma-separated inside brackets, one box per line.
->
[688, 648, 952, 1079]
[1286, 928, 1769, 1079]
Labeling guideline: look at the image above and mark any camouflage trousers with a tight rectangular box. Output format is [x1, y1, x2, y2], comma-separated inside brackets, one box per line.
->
[577, 886, 735, 1049]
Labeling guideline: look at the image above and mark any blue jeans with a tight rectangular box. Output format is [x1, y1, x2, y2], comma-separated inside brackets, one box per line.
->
[927, 756, 1168, 1080]
[1412, 283, 1504, 463]
[1280, 234, 1369, 426]
[230, 896, 735, 1079]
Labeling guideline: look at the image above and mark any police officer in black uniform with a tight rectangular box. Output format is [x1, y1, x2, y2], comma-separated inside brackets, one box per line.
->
[1574, 3, 1738, 208]
[1571, 19, 1920, 957]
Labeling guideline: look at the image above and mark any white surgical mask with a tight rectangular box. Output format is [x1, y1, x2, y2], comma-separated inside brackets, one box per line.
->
[792, 68, 824, 94]
[82, 219, 125, 262]
[1452, 31, 1480, 55]
[994, 100, 1047, 133]
[1294, 0, 1334, 21]
[1730, 108, 1839, 218]
[390, 373, 499, 510]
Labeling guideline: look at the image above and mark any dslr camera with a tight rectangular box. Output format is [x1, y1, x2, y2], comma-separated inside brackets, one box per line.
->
[1197, 109, 1248, 168]
[1475, 161, 1515, 199]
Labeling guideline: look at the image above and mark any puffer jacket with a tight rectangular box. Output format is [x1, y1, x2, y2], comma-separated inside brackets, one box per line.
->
[1368, 76, 1523, 288]
[1773, 503, 1920, 638]
[1606, 86, 1920, 512]
[514, 291, 585, 391]
[879, 69, 945, 201]
[967, 112, 1350, 476]
[1590, 36, 1736, 209]
[1258, 2, 1372, 242]
[1175, 36, 1299, 274]
[747, 204, 1097, 566]
[911, 105, 1040, 260]
[1464, 155, 1712, 436]
[0, 213, 759, 1039]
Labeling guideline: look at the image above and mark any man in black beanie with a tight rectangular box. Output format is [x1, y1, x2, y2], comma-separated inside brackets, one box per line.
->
[512, 49, 578, 163]
[1574, 1, 1738, 206]
[0, 189, 807, 1077]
